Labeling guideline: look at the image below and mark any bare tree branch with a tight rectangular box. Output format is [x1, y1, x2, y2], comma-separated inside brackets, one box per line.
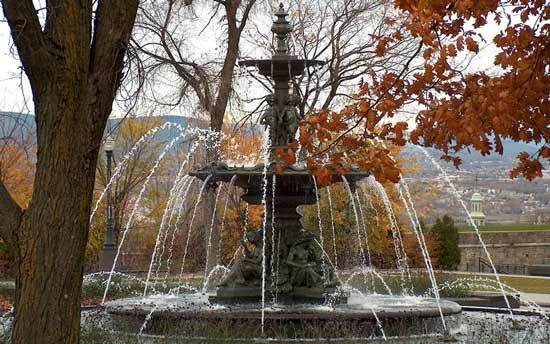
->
[1, 0, 51, 84]
[135, 0, 256, 135]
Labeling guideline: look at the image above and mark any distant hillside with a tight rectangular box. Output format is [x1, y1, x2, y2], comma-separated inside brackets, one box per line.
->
[0, 111, 36, 136]
[402, 139, 540, 161]
[1, 113, 262, 143]
[1, 113, 203, 140]
[104, 115, 208, 142]
[400, 138, 544, 176]
[2, 111, 541, 167]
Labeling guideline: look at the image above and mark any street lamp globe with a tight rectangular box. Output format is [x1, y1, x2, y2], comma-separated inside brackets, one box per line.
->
[104, 137, 115, 152]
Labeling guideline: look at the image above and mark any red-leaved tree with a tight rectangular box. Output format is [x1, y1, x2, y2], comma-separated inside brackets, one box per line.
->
[292, 0, 549, 184]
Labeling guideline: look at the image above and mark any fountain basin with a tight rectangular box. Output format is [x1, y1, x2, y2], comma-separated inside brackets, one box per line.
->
[189, 163, 369, 205]
[210, 286, 348, 304]
[104, 293, 461, 339]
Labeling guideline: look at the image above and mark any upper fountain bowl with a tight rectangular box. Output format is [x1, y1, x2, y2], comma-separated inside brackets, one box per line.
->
[239, 57, 324, 80]
[189, 162, 370, 205]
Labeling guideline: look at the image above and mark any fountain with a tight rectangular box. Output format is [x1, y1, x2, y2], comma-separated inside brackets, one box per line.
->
[191, 3, 377, 304]
[102, 3, 463, 340]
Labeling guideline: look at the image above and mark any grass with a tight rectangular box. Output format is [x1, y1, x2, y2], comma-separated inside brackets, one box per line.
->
[0, 269, 548, 300]
[458, 223, 550, 232]
[437, 271, 550, 294]
[471, 274, 550, 294]
[498, 275, 550, 293]
[343, 269, 550, 296]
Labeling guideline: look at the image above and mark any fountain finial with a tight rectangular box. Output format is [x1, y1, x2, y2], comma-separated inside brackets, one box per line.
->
[272, 3, 291, 55]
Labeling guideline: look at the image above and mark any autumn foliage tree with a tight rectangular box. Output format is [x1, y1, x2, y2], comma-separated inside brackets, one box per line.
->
[218, 128, 264, 263]
[294, 0, 549, 183]
[0, 118, 34, 275]
[87, 117, 166, 266]
[301, 181, 411, 270]
[0, 112, 34, 209]
[219, 193, 264, 264]
[300, 142, 444, 270]
[0, 138, 34, 209]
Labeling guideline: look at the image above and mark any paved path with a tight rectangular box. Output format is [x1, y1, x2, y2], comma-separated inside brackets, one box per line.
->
[521, 292, 550, 308]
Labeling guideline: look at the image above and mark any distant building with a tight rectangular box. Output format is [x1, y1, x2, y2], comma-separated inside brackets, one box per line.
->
[470, 192, 485, 226]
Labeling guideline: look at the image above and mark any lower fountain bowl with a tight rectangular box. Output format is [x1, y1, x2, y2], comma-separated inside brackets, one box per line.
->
[103, 292, 462, 339]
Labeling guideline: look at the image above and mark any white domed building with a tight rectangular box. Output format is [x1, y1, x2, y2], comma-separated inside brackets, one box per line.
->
[470, 192, 485, 226]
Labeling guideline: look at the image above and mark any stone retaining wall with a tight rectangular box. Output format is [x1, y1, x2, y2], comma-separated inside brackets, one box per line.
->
[458, 231, 550, 274]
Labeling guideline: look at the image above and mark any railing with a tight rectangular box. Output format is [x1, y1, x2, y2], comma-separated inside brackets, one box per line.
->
[494, 264, 528, 275]
[478, 257, 527, 275]
[478, 257, 496, 273]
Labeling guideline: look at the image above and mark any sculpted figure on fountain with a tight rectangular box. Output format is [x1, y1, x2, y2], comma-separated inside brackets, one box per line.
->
[282, 93, 302, 144]
[260, 94, 277, 143]
[218, 230, 263, 288]
[260, 93, 302, 147]
[286, 234, 323, 288]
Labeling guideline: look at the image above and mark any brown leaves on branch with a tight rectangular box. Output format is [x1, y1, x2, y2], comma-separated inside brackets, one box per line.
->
[0, 141, 34, 208]
[297, 0, 549, 182]
[510, 152, 543, 181]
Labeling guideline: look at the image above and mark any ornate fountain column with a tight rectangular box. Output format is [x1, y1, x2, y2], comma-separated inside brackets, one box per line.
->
[191, 3, 363, 303]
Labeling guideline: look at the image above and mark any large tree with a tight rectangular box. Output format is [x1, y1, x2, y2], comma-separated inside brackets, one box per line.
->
[134, 0, 256, 273]
[0, 0, 138, 343]
[242, 0, 417, 119]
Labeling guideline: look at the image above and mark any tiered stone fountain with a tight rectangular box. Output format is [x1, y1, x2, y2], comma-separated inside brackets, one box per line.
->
[103, 3, 462, 339]
[190, 3, 369, 304]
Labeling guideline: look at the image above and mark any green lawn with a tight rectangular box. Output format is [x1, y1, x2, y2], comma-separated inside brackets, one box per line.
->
[458, 224, 550, 232]
[439, 271, 550, 294]
[499, 275, 550, 293]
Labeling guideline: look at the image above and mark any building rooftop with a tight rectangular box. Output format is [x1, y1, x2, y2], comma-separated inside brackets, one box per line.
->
[471, 192, 483, 201]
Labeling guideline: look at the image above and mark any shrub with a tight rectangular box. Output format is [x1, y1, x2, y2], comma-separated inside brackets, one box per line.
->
[431, 215, 461, 270]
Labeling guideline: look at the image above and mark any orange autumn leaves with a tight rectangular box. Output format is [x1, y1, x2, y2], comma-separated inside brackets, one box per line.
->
[220, 128, 264, 164]
[405, 0, 549, 180]
[280, 94, 409, 186]
[0, 141, 34, 208]
[291, 0, 549, 182]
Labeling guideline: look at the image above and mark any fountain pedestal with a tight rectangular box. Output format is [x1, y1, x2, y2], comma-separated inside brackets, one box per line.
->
[191, 163, 368, 304]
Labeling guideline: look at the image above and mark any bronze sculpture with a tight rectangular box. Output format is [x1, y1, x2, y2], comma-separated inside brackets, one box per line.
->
[218, 230, 263, 288]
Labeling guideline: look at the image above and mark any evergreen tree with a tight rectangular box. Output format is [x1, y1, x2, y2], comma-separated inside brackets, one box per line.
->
[431, 215, 461, 270]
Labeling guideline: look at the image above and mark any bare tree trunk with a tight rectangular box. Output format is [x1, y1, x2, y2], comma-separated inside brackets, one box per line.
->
[13, 105, 99, 343]
[203, 0, 254, 275]
[209, 33, 240, 133]
[0, 1, 138, 343]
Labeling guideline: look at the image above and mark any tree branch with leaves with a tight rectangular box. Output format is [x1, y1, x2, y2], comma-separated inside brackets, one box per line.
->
[295, 0, 549, 183]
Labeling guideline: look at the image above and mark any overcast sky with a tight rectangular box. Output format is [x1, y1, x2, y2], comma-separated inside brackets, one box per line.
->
[0, 2, 504, 121]
[0, 23, 32, 114]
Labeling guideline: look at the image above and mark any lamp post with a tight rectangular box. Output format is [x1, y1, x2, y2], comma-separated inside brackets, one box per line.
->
[98, 137, 117, 271]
